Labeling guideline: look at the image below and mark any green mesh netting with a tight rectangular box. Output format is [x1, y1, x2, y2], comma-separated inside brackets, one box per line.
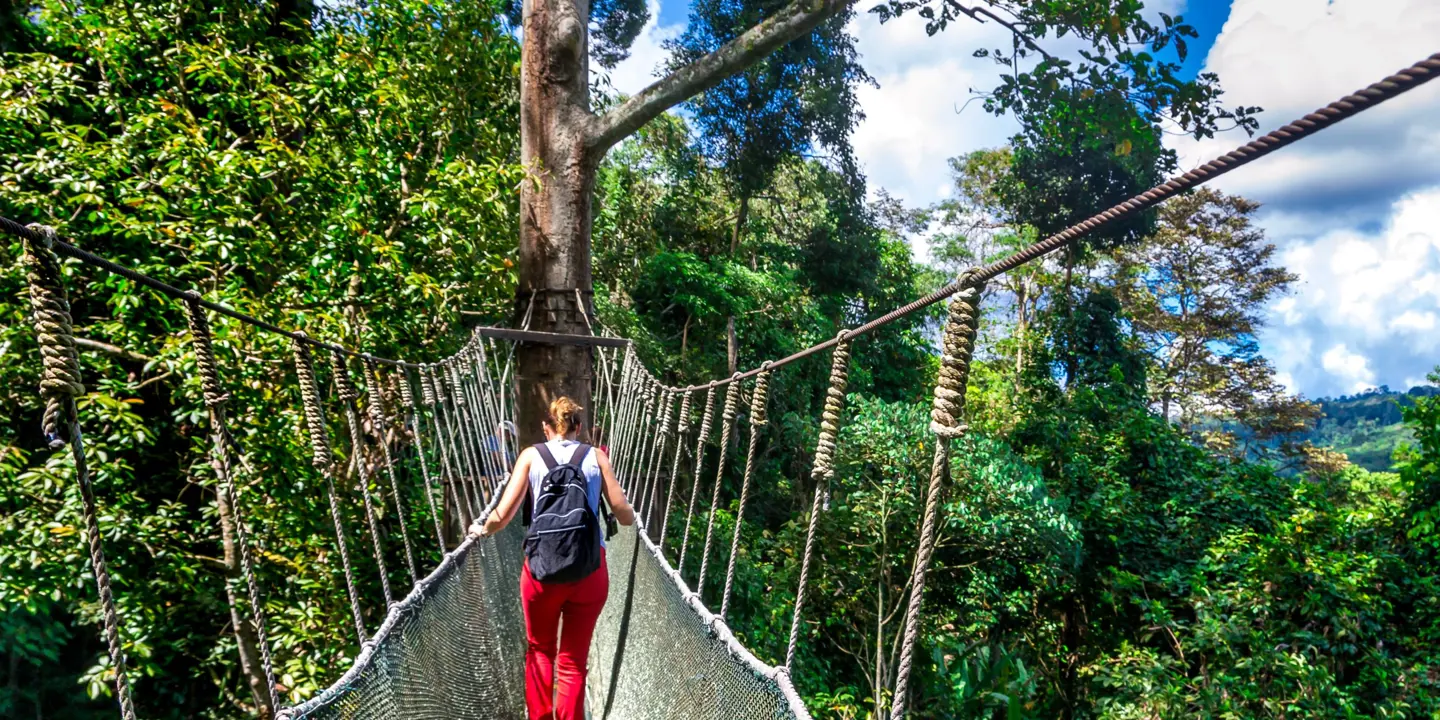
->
[281, 523, 807, 719]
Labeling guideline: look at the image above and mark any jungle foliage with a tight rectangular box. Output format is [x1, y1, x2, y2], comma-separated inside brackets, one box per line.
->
[2, 0, 1436, 719]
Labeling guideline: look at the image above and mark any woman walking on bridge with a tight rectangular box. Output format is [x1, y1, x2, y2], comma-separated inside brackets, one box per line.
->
[471, 396, 635, 720]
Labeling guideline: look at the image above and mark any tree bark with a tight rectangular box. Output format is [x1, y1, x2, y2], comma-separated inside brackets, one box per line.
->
[515, 0, 854, 445]
[515, 0, 601, 446]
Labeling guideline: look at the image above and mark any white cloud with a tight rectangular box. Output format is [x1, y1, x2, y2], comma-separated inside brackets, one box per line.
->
[1166, 0, 1440, 232]
[1321, 344, 1377, 394]
[1263, 186, 1440, 396]
[602, 0, 685, 95]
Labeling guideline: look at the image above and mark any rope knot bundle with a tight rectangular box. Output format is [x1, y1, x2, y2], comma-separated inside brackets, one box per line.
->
[447, 363, 467, 407]
[363, 358, 389, 428]
[331, 349, 360, 403]
[183, 292, 230, 409]
[674, 389, 693, 435]
[420, 364, 439, 406]
[811, 334, 851, 480]
[292, 336, 334, 469]
[656, 388, 675, 435]
[721, 375, 741, 423]
[930, 279, 983, 439]
[749, 366, 771, 427]
[22, 224, 85, 448]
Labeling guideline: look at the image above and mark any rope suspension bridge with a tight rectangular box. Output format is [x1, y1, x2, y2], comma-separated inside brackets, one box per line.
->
[7, 51, 1438, 720]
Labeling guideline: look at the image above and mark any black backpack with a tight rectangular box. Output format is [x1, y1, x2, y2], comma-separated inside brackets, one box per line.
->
[522, 443, 615, 583]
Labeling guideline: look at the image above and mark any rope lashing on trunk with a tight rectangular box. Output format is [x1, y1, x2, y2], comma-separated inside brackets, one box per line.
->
[721, 364, 771, 619]
[697, 376, 742, 595]
[786, 331, 851, 672]
[659, 389, 694, 549]
[183, 294, 281, 716]
[333, 350, 395, 607]
[292, 337, 369, 644]
[889, 278, 983, 720]
[398, 366, 446, 550]
[366, 358, 419, 584]
[22, 224, 137, 720]
[678, 383, 717, 574]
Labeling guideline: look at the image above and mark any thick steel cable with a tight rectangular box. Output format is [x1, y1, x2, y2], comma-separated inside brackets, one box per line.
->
[720, 367, 771, 619]
[397, 367, 446, 550]
[697, 377, 742, 595]
[332, 350, 395, 607]
[890, 282, 983, 720]
[22, 226, 138, 720]
[787, 333, 851, 672]
[183, 296, 281, 715]
[659, 389, 694, 550]
[678, 384, 717, 575]
[292, 338, 368, 643]
[365, 359, 418, 584]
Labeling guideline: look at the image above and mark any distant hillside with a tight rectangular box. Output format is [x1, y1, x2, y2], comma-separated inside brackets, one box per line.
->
[1305, 385, 1439, 471]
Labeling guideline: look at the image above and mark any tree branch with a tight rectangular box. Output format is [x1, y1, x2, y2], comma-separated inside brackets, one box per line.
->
[587, 0, 850, 153]
[74, 336, 153, 363]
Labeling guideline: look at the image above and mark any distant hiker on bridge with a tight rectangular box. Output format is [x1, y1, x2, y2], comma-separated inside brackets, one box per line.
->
[470, 396, 635, 720]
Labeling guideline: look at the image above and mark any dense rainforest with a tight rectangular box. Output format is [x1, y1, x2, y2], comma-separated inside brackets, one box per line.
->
[1, 1, 1437, 719]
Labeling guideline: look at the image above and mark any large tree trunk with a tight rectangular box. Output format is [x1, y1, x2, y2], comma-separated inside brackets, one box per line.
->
[515, 0, 600, 446]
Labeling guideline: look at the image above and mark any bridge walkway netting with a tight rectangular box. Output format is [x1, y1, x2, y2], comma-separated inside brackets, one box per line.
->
[2, 51, 1436, 720]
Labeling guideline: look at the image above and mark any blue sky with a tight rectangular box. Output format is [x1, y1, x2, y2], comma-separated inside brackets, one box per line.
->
[605, 0, 1440, 400]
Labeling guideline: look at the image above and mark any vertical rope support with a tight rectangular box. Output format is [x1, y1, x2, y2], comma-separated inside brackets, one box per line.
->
[398, 367, 445, 551]
[631, 379, 658, 499]
[447, 360, 490, 507]
[659, 389, 693, 549]
[889, 279, 983, 720]
[421, 364, 467, 531]
[786, 332, 851, 671]
[365, 359, 418, 584]
[697, 376, 742, 595]
[720, 365, 771, 619]
[427, 364, 475, 524]
[332, 350, 394, 607]
[23, 225, 138, 720]
[642, 386, 674, 524]
[183, 295, 281, 715]
[678, 384, 717, 575]
[292, 338, 368, 643]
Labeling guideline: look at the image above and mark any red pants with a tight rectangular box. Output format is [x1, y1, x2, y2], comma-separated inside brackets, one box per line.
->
[521, 551, 609, 720]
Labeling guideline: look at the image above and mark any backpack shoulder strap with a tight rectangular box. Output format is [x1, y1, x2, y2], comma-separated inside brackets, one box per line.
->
[534, 442, 559, 471]
[570, 444, 591, 468]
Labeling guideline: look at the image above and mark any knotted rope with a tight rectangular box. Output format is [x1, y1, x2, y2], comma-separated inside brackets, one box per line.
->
[890, 279, 983, 720]
[183, 295, 280, 716]
[659, 389, 694, 548]
[333, 350, 394, 606]
[425, 364, 473, 525]
[292, 337, 367, 643]
[366, 359, 418, 584]
[397, 367, 446, 550]
[787, 332, 851, 672]
[678, 383, 717, 574]
[23, 225, 137, 720]
[697, 376, 742, 594]
[720, 365, 771, 619]
[642, 387, 675, 525]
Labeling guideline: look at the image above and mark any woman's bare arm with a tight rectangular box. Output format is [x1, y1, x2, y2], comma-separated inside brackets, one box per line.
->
[471, 448, 534, 537]
[595, 449, 635, 526]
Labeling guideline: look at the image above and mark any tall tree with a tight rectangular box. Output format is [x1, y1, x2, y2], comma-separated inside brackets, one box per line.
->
[666, 0, 869, 373]
[513, 0, 1256, 444]
[1111, 188, 1310, 444]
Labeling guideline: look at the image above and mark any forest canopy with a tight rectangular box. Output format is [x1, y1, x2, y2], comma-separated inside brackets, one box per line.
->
[2, 0, 1437, 719]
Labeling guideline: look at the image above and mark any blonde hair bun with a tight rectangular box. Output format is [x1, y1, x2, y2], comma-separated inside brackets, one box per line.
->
[547, 396, 584, 436]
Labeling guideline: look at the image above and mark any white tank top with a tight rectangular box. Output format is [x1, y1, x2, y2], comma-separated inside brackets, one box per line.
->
[528, 439, 606, 546]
